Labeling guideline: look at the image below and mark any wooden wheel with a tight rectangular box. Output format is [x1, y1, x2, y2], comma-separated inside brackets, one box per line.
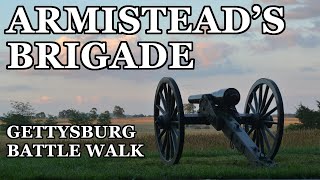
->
[244, 78, 284, 160]
[154, 77, 185, 165]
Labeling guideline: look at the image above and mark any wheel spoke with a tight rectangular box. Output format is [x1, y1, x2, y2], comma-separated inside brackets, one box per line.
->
[259, 130, 264, 154]
[261, 94, 274, 115]
[260, 86, 269, 113]
[261, 128, 271, 152]
[256, 129, 260, 148]
[165, 132, 170, 160]
[258, 85, 263, 111]
[248, 103, 256, 113]
[158, 129, 166, 139]
[169, 131, 174, 158]
[156, 105, 165, 114]
[253, 92, 259, 111]
[170, 106, 178, 119]
[170, 95, 176, 115]
[161, 131, 168, 153]
[159, 91, 167, 112]
[171, 130, 177, 155]
[252, 130, 257, 142]
[163, 84, 169, 105]
[168, 131, 172, 158]
[163, 84, 168, 96]
[247, 127, 254, 135]
[263, 107, 277, 119]
[172, 128, 179, 139]
[265, 126, 276, 140]
[167, 86, 172, 114]
[167, 91, 174, 116]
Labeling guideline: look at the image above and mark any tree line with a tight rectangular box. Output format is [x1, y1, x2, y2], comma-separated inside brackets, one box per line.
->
[0, 101, 128, 127]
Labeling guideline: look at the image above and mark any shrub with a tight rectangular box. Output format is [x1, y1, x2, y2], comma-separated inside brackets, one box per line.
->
[98, 111, 111, 125]
[1, 114, 32, 128]
[290, 101, 320, 130]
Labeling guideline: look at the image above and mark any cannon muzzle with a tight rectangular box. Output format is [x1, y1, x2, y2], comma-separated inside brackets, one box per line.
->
[188, 88, 240, 107]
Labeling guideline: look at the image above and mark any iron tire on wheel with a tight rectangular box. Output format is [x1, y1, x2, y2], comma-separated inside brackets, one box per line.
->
[154, 77, 185, 165]
[244, 78, 284, 160]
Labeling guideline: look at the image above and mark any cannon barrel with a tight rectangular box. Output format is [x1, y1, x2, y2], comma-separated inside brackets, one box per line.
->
[188, 88, 240, 107]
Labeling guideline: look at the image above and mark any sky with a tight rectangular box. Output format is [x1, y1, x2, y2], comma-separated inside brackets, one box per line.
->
[0, 0, 319, 116]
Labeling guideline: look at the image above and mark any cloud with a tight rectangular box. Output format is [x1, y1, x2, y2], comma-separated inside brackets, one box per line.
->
[0, 85, 34, 92]
[90, 96, 100, 104]
[310, 20, 320, 33]
[193, 42, 236, 66]
[174, 58, 253, 79]
[0, 51, 9, 66]
[0, 51, 9, 59]
[249, 29, 320, 52]
[300, 67, 319, 72]
[253, 0, 320, 20]
[253, 0, 300, 5]
[75, 95, 85, 105]
[33, 96, 53, 104]
[74, 95, 102, 105]
[285, 1, 320, 20]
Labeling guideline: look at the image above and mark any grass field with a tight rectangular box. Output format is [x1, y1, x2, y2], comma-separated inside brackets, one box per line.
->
[0, 117, 319, 179]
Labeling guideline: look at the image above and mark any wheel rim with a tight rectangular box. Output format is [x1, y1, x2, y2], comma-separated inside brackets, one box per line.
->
[154, 77, 185, 165]
[244, 78, 284, 160]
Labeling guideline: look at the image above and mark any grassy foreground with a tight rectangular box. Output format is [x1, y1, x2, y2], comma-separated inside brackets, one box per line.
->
[0, 129, 319, 179]
[0, 147, 319, 179]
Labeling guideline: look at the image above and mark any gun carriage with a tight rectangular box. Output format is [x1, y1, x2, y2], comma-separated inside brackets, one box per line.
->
[154, 77, 284, 166]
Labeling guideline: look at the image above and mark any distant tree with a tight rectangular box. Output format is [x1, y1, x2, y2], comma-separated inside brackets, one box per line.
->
[58, 110, 66, 118]
[89, 107, 98, 121]
[98, 111, 111, 125]
[132, 114, 145, 118]
[184, 103, 196, 114]
[2, 101, 35, 127]
[35, 112, 46, 119]
[8, 101, 35, 117]
[59, 109, 76, 119]
[68, 109, 93, 125]
[113, 105, 125, 118]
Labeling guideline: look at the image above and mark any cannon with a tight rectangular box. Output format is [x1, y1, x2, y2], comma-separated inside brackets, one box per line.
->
[153, 77, 284, 166]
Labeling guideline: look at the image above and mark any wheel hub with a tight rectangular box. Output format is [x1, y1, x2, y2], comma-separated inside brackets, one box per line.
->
[157, 114, 171, 129]
[253, 114, 273, 129]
